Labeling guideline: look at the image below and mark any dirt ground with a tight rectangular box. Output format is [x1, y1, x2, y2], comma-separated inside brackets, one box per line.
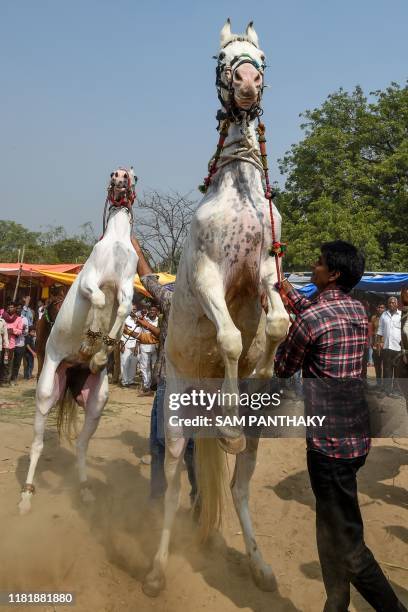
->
[0, 375, 407, 612]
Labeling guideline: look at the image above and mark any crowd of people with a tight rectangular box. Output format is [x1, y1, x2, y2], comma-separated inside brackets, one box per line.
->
[0, 296, 40, 386]
[118, 302, 160, 395]
[369, 296, 403, 396]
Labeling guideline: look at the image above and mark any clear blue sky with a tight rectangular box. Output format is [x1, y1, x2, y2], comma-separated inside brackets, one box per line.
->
[1, 0, 407, 234]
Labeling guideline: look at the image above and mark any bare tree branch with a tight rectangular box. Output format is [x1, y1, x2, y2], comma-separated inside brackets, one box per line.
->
[133, 191, 197, 273]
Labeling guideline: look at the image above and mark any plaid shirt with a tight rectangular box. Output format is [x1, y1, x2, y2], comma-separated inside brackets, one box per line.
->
[275, 287, 371, 459]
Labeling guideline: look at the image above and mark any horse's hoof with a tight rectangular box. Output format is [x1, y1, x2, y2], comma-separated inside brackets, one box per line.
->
[80, 486, 96, 504]
[142, 568, 166, 597]
[79, 342, 93, 357]
[18, 493, 33, 515]
[90, 353, 107, 374]
[217, 435, 246, 455]
[255, 366, 274, 379]
[249, 561, 278, 592]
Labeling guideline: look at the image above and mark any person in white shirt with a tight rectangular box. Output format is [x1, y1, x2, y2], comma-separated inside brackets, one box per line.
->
[138, 305, 159, 395]
[120, 304, 140, 387]
[37, 300, 45, 321]
[376, 296, 401, 397]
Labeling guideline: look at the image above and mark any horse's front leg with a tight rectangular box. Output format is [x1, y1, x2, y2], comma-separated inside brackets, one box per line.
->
[89, 279, 133, 373]
[195, 255, 245, 453]
[255, 259, 289, 379]
[79, 270, 106, 356]
[231, 436, 277, 591]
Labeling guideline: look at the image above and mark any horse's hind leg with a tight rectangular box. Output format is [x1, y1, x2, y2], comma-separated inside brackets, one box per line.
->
[231, 437, 277, 591]
[19, 355, 62, 514]
[143, 437, 187, 597]
[76, 369, 109, 503]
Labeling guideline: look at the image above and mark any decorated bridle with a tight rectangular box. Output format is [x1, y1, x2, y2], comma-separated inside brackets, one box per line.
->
[102, 167, 137, 235]
[200, 26, 286, 287]
[215, 39, 266, 123]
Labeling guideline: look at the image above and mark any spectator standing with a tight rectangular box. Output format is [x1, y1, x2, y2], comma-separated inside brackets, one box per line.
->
[276, 241, 404, 612]
[120, 304, 140, 387]
[0, 302, 24, 385]
[138, 305, 159, 395]
[0, 313, 9, 386]
[11, 304, 29, 384]
[24, 326, 36, 379]
[371, 303, 385, 389]
[22, 295, 34, 327]
[37, 299, 45, 321]
[376, 296, 401, 397]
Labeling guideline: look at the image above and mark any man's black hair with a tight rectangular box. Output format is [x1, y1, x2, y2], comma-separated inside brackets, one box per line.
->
[6, 301, 17, 307]
[321, 240, 365, 293]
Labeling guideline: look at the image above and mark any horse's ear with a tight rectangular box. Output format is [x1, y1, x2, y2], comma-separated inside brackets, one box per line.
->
[246, 21, 259, 47]
[220, 18, 232, 47]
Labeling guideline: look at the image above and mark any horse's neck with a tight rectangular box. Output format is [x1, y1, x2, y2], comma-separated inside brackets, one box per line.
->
[105, 208, 131, 239]
[215, 119, 264, 197]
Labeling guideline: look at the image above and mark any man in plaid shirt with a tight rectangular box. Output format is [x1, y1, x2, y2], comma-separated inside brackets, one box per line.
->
[275, 241, 405, 612]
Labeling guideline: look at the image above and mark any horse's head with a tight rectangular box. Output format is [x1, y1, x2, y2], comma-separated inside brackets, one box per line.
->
[216, 19, 265, 116]
[107, 167, 137, 207]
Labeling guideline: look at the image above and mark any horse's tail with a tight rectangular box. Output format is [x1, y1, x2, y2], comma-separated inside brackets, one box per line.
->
[56, 386, 79, 442]
[194, 437, 227, 542]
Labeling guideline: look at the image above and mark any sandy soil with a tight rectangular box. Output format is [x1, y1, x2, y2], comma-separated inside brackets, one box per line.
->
[0, 377, 407, 612]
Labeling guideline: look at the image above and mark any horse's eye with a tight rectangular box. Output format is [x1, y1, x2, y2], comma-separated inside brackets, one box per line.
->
[124, 173, 128, 179]
[260, 55, 265, 62]
[110, 172, 114, 178]
[219, 51, 225, 60]
[115, 172, 118, 177]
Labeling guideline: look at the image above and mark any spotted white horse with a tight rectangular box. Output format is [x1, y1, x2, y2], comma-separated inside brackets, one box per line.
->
[19, 168, 138, 513]
[143, 21, 289, 596]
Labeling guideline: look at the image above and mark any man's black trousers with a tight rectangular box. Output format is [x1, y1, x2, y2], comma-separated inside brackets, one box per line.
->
[307, 450, 405, 611]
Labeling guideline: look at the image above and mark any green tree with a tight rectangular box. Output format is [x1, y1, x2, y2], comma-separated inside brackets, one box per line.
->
[0, 220, 96, 263]
[0, 221, 42, 262]
[278, 82, 408, 271]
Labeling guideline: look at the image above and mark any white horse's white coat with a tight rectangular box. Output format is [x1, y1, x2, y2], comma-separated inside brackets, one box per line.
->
[143, 23, 289, 597]
[19, 170, 138, 513]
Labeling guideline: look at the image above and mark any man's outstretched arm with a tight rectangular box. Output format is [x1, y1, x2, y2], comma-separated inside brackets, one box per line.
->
[131, 235, 172, 315]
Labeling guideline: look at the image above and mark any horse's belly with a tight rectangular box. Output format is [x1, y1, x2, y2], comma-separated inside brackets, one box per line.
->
[167, 296, 265, 379]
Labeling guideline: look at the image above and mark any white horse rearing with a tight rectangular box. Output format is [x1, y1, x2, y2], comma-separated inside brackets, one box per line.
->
[19, 167, 138, 513]
[143, 21, 289, 597]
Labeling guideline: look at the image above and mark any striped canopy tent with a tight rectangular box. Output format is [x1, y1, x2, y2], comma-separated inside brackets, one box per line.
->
[0, 263, 175, 300]
[0, 263, 84, 296]
[36, 269, 176, 298]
